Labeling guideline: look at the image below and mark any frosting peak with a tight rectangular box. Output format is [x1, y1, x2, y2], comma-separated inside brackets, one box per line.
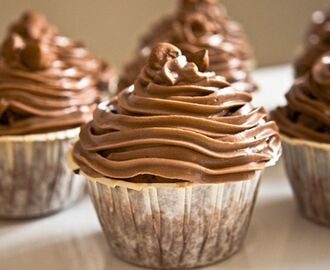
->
[135, 43, 224, 89]
[1, 11, 58, 71]
[10, 11, 57, 41]
[295, 8, 330, 77]
[2, 35, 56, 71]
[148, 43, 181, 70]
[73, 43, 280, 183]
[118, 0, 255, 92]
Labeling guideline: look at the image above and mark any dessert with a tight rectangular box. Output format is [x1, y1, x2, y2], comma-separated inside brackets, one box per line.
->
[0, 11, 105, 218]
[118, 0, 255, 92]
[71, 43, 281, 268]
[7, 10, 115, 97]
[171, 10, 256, 92]
[272, 52, 330, 226]
[295, 8, 330, 77]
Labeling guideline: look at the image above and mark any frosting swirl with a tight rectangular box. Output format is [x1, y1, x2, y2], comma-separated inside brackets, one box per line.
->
[172, 11, 255, 92]
[0, 11, 103, 135]
[140, 1, 227, 52]
[273, 52, 330, 143]
[295, 9, 330, 77]
[73, 43, 280, 183]
[118, 0, 255, 92]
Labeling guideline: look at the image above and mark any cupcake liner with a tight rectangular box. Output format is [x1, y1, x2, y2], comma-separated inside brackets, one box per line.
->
[282, 135, 330, 226]
[82, 171, 261, 269]
[0, 128, 86, 218]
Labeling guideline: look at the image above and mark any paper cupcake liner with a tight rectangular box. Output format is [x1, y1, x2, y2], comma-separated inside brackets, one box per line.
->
[282, 135, 330, 226]
[86, 172, 261, 269]
[0, 128, 86, 218]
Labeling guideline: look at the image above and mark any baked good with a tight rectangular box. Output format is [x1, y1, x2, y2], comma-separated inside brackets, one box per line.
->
[118, 0, 255, 92]
[71, 43, 280, 268]
[272, 52, 330, 226]
[0, 11, 107, 218]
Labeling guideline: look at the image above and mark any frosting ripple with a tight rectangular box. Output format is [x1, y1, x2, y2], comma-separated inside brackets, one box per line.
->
[172, 11, 255, 92]
[273, 52, 330, 143]
[0, 11, 101, 135]
[118, 0, 255, 92]
[73, 43, 280, 183]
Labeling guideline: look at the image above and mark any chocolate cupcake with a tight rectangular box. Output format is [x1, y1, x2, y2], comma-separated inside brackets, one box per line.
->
[8, 10, 116, 97]
[295, 8, 330, 78]
[118, 0, 256, 92]
[273, 52, 330, 226]
[71, 43, 281, 269]
[0, 11, 106, 218]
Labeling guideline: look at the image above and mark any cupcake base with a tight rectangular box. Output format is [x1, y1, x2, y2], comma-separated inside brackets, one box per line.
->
[282, 135, 330, 226]
[0, 128, 86, 218]
[86, 173, 261, 269]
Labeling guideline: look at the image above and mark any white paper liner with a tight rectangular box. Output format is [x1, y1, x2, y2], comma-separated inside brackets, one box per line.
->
[86, 172, 261, 269]
[0, 128, 86, 218]
[282, 135, 330, 226]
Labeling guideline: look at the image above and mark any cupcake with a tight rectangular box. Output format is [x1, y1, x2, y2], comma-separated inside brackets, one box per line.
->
[8, 10, 116, 97]
[71, 43, 281, 269]
[294, 8, 330, 78]
[118, 0, 255, 92]
[272, 52, 330, 226]
[0, 11, 106, 218]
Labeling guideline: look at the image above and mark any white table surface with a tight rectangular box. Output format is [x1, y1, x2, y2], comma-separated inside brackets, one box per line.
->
[1, 65, 330, 270]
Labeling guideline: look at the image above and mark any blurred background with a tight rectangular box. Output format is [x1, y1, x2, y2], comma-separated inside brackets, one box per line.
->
[1, 0, 329, 68]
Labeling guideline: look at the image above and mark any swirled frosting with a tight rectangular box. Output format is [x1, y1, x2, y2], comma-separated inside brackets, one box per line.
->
[295, 8, 330, 77]
[171, 11, 255, 92]
[141, 1, 227, 52]
[118, 0, 255, 92]
[0, 11, 109, 136]
[273, 52, 330, 143]
[73, 43, 280, 184]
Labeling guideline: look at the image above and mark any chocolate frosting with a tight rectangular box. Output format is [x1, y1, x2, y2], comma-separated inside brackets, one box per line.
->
[140, 1, 227, 53]
[118, 0, 255, 92]
[273, 52, 330, 143]
[295, 9, 330, 77]
[0, 11, 103, 135]
[73, 43, 280, 184]
[171, 11, 255, 92]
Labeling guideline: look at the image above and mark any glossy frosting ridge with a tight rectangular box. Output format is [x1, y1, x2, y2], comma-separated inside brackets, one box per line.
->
[273, 52, 330, 143]
[74, 43, 280, 183]
[118, 0, 255, 92]
[0, 11, 101, 135]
